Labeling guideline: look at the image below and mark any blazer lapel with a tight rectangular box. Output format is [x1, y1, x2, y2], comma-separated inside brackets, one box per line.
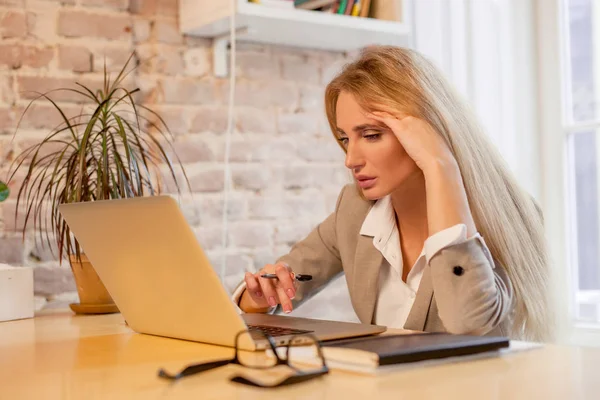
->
[351, 234, 383, 324]
[404, 265, 434, 331]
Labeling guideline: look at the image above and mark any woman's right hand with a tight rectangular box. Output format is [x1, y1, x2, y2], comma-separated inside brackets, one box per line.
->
[239, 262, 298, 314]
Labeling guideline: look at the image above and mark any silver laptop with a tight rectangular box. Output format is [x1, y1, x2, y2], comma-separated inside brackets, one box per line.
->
[59, 196, 386, 350]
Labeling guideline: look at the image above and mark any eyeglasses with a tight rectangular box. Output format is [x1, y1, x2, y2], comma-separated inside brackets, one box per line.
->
[158, 330, 329, 388]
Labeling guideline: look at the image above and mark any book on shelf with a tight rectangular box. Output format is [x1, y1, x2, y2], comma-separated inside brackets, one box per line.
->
[250, 0, 385, 20]
[249, 0, 295, 8]
[295, 0, 372, 18]
[370, 0, 401, 21]
[294, 0, 337, 9]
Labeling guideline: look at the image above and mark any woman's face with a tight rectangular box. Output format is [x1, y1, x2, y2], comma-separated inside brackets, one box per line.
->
[335, 91, 419, 200]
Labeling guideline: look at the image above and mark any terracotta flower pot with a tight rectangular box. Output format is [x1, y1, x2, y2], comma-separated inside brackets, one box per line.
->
[68, 254, 119, 314]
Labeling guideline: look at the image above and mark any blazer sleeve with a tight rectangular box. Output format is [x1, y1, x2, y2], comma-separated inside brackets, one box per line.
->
[274, 186, 347, 308]
[428, 236, 515, 335]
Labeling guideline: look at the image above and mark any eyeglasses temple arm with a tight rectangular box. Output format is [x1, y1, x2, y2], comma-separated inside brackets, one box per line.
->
[158, 359, 232, 380]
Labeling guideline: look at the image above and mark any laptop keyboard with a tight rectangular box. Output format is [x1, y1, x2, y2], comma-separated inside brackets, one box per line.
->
[247, 324, 313, 337]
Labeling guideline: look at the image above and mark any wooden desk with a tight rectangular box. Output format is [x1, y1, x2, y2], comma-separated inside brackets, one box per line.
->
[0, 311, 598, 399]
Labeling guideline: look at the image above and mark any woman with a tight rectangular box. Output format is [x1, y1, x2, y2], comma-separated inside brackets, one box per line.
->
[234, 46, 552, 342]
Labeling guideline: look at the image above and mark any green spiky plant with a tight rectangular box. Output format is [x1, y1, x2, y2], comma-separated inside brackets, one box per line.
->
[0, 182, 8, 202]
[7, 53, 189, 264]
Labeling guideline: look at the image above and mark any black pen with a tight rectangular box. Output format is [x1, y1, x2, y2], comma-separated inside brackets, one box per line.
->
[260, 273, 313, 282]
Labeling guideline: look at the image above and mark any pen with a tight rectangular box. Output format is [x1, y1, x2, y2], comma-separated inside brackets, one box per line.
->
[260, 273, 313, 282]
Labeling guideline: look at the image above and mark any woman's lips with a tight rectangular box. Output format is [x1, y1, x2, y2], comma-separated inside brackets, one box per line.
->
[357, 177, 377, 189]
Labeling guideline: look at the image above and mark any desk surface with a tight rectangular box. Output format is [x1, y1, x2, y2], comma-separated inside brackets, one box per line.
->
[0, 311, 598, 400]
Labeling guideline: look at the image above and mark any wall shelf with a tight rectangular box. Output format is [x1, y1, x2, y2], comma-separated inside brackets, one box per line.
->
[179, 0, 411, 77]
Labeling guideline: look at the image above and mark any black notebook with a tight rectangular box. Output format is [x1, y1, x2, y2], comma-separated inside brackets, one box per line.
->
[313, 333, 509, 372]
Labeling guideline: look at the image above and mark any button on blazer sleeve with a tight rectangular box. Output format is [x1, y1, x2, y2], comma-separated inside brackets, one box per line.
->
[428, 236, 515, 335]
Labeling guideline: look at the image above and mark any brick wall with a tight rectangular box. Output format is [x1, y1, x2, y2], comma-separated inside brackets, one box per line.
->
[0, 0, 359, 322]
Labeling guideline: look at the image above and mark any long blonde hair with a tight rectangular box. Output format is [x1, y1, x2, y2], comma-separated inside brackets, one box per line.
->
[325, 46, 552, 342]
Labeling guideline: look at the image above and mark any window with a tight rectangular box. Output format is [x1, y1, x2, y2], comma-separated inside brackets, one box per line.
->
[563, 0, 600, 324]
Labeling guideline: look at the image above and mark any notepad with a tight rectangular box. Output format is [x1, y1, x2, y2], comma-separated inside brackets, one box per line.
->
[273, 333, 541, 375]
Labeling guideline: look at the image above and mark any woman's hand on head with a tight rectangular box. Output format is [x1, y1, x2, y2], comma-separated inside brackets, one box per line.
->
[240, 262, 298, 314]
[368, 111, 458, 175]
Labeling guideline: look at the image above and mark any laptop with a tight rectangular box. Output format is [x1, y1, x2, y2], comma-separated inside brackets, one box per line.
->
[58, 196, 386, 351]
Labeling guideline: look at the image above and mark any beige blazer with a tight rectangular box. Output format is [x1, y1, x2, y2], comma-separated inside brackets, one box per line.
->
[276, 184, 515, 337]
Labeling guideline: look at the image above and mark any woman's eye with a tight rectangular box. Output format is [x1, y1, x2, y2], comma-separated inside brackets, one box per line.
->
[338, 137, 349, 146]
[364, 133, 381, 141]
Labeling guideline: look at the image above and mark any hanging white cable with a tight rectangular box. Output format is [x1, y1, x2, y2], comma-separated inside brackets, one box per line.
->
[220, 0, 237, 283]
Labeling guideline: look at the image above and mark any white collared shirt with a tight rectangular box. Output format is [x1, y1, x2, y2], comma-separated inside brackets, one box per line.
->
[360, 195, 474, 329]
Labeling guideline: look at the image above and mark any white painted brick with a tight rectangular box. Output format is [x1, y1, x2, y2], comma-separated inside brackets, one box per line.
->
[283, 166, 347, 189]
[0, 236, 25, 264]
[34, 295, 47, 311]
[250, 248, 275, 272]
[236, 52, 280, 80]
[0, 75, 15, 105]
[299, 85, 323, 110]
[325, 187, 345, 213]
[153, 19, 183, 45]
[169, 138, 214, 163]
[154, 46, 185, 76]
[197, 196, 246, 225]
[93, 46, 133, 73]
[316, 112, 333, 137]
[146, 106, 190, 135]
[195, 225, 223, 250]
[232, 167, 273, 191]
[160, 78, 216, 105]
[191, 107, 229, 134]
[46, 291, 79, 309]
[33, 264, 76, 296]
[58, 10, 132, 41]
[161, 169, 190, 194]
[226, 138, 297, 163]
[130, 0, 178, 17]
[265, 80, 299, 109]
[134, 74, 160, 103]
[321, 57, 347, 86]
[235, 42, 268, 53]
[274, 221, 314, 245]
[248, 197, 325, 220]
[281, 54, 320, 84]
[1, 11, 27, 39]
[277, 112, 319, 135]
[274, 244, 292, 259]
[235, 107, 276, 134]
[58, 45, 92, 72]
[295, 137, 344, 162]
[133, 17, 151, 43]
[2, 201, 30, 232]
[188, 168, 225, 193]
[81, 0, 128, 11]
[27, 5, 59, 44]
[230, 80, 298, 109]
[183, 46, 210, 77]
[27, 235, 59, 263]
[228, 221, 273, 248]
[178, 196, 201, 227]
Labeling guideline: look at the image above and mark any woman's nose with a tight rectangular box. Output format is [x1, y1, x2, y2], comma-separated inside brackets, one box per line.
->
[344, 142, 364, 170]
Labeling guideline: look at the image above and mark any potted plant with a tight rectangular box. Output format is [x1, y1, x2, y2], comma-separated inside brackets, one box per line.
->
[0, 182, 8, 203]
[6, 54, 189, 314]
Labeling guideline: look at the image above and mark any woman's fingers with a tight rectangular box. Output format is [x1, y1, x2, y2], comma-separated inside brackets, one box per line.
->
[275, 263, 296, 300]
[244, 272, 269, 308]
[257, 267, 279, 308]
[274, 264, 295, 313]
[244, 272, 263, 298]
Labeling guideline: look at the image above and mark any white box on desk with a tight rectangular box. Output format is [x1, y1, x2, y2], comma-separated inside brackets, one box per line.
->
[0, 264, 34, 322]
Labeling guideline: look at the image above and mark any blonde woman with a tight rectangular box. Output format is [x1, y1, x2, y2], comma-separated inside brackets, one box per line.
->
[234, 46, 552, 342]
